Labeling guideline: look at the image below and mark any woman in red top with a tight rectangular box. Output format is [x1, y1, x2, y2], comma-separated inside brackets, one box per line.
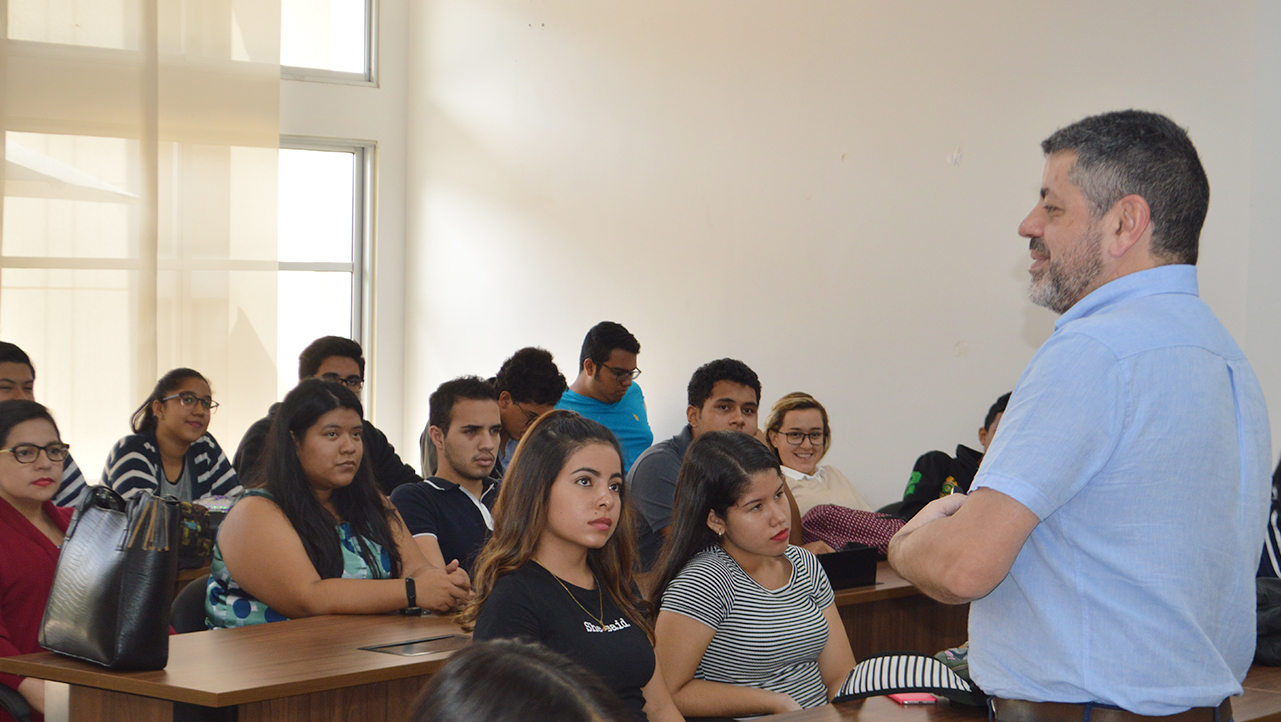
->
[0, 400, 74, 722]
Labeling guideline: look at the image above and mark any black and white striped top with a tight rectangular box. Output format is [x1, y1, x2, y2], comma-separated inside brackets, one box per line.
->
[102, 431, 241, 503]
[660, 544, 836, 709]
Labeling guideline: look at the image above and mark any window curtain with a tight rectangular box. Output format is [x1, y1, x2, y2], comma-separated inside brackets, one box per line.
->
[1, 0, 281, 480]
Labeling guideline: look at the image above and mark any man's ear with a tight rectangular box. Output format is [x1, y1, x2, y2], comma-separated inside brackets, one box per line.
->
[1106, 194, 1152, 259]
[497, 390, 513, 409]
[428, 425, 446, 450]
[978, 426, 990, 448]
[686, 404, 700, 431]
[582, 358, 597, 377]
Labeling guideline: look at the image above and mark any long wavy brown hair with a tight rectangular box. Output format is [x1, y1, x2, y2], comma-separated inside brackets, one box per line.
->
[456, 410, 653, 639]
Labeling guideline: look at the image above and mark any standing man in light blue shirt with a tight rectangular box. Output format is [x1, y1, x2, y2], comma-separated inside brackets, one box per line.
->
[890, 110, 1271, 721]
[556, 321, 652, 472]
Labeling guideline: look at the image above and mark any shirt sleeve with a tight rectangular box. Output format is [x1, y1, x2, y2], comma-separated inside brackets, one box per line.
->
[103, 435, 161, 500]
[0, 608, 26, 692]
[389, 484, 439, 537]
[473, 573, 543, 642]
[197, 435, 242, 498]
[52, 452, 88, 508]
[973, 331, 1127, 520]
[794, 546, 835, 608]
[627, 449, 678, 531]
[660, 554, 733, 630]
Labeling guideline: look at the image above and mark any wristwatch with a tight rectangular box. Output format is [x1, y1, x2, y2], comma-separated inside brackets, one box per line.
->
[405, 576, 417, 608]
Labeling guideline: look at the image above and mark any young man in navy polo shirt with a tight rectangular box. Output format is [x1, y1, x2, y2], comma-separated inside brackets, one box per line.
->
[391, 376, 503, 574]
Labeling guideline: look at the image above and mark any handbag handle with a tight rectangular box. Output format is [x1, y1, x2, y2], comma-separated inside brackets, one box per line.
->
[64, 485, 127, 542]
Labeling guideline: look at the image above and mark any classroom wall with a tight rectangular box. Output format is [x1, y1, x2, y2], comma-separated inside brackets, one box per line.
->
[400, 0, 1281, 506]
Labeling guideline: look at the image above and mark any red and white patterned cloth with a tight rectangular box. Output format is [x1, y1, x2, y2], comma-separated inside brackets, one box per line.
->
[801, 504, 905, 556]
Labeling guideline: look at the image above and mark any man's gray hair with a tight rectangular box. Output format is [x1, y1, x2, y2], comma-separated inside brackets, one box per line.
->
[1042, 110, 1209, 266]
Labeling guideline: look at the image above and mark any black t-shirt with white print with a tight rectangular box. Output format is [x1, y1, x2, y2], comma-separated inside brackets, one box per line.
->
[474, 561, 654, 721]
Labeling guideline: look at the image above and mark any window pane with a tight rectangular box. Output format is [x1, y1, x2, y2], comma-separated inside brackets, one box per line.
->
[4, 132, 138, 259]
[0, 268, 137, 481]
[278, 148, 355, 263]
[280, 0, 366, 74]
[276, 270, 353, 397]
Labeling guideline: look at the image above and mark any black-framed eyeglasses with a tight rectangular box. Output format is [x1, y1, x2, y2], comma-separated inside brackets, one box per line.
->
[1, 442, 70, 464]
[320, 373, 364, 390]
[779, 431, 825, 446]
[599, 363, 641, 381]
[514, 401, 540, 425]
[161, 392, 219, 412]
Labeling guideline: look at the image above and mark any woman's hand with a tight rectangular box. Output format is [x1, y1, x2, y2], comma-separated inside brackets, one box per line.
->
[416, 560, 471, 612]
[769, 692, 802, 713]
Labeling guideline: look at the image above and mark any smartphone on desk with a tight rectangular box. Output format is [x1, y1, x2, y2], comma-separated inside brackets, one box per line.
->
[888, 692, 938, 705]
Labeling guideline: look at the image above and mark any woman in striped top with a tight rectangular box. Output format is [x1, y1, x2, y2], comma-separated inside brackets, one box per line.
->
[102, 368, 240, 502]
[651, 430, 855, 717]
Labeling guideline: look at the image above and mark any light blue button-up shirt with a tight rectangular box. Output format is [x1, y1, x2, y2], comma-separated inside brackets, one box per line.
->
[970, 264, 1272, 714]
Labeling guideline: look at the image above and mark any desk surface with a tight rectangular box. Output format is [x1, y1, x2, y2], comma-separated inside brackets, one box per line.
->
[0, 613, 465, 708]
[758, 666, 1281, 722]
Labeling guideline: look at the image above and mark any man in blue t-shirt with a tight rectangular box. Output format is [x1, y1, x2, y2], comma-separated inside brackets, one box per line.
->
[555, 321, 652, 472]
[889, 111, 1271, 717]
[391, 376, 503, 574]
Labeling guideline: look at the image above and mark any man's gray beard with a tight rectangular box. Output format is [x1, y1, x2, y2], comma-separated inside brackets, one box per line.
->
[1028, 229, 1104, 315]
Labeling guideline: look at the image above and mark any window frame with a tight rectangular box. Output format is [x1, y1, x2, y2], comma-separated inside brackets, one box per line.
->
[279, 0, 380, 87]
[277, 135, 377, 396]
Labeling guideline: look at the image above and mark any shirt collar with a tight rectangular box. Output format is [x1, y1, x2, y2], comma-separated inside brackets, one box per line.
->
[1056, 264, 1198, 329]
[781, 465, 822, 482]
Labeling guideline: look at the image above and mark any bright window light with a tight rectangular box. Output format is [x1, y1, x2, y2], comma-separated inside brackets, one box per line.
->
[280, 0, 368, 76]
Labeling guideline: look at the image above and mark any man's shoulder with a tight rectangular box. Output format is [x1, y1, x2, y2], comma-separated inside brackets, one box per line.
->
[628, 429, 689, 482]
[360, 419, 392, 446]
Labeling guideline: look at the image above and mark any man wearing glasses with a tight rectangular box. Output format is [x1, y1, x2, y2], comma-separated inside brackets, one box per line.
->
[628, 358, 762, 569]
[555, 322, 652, 473]
[233, 336, 420, 495]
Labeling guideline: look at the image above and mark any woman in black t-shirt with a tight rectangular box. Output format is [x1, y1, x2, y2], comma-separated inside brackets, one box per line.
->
[458, 410, 683, 722]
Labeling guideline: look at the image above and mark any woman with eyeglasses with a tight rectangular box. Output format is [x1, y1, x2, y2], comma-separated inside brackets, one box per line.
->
[0, 400, 74, 718]
[763, 393, 870, 517]
[103, 367, 240, 502]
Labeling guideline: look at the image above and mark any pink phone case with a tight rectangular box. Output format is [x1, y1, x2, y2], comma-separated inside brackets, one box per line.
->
[888, 692, 938, 705]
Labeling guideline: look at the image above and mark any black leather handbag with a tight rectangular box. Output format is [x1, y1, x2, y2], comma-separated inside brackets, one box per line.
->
[39, 486, 181, 670]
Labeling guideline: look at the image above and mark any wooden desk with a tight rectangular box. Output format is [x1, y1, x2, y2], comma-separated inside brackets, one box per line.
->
[758, 666, 1281, 722]
[834, 562, 968, 660]
[0, 613, 466, 722]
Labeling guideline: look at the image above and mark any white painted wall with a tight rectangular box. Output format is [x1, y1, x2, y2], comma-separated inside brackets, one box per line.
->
[400, 0, 1280, 506]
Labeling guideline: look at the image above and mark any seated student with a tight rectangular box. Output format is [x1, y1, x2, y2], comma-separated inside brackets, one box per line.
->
[764, 392, 871, 516]
[207, 379, 469, 627]
[0, 400, 74, 720]
[103, 367, 241, 502]
[392, 376, 503, 574]
[493, 347, 568, 477]
[1259, 458, 1281, 577]
[630, 358, 824, 567]
[459, 410, 683, 722]
[893, 391, 1010, 520]
[235, 336, 420, 495]
[652, 431, 855, 718]
[410, 639, 633, 722]
[0, 342, 88, 508]
[555, 322, 652, 473]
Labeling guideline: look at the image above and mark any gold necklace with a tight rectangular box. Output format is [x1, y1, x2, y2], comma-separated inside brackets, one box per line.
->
[540, 563, 605, 627]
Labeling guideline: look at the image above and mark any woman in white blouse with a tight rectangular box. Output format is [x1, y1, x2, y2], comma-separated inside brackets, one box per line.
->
[763, 393, 870, 516]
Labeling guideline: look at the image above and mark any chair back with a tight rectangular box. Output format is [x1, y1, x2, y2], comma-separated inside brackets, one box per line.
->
[170, 574, 210, 634]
